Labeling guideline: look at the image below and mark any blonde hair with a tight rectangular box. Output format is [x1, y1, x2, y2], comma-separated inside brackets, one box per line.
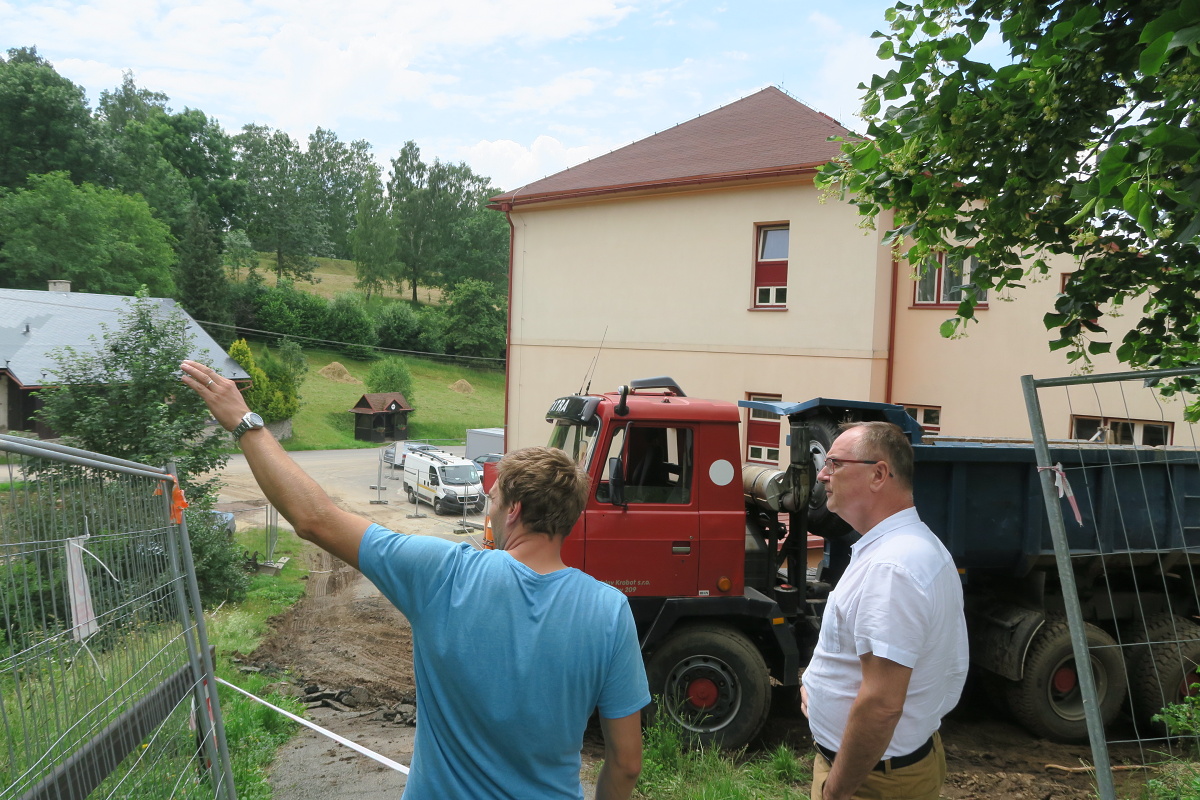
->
[494, 446, 591, 537]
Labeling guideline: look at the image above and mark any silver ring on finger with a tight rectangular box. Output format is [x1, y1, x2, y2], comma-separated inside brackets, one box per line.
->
[206, 379, 215, 387]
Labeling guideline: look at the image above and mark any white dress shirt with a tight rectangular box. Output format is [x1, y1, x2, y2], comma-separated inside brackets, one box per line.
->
[802, 506, 969, 758]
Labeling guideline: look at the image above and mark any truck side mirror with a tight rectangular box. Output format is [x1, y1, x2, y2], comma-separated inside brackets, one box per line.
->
[608, 456, 627, 506]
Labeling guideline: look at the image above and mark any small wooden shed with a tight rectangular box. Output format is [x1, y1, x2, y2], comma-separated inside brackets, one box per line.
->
[349, 392, 413, 443]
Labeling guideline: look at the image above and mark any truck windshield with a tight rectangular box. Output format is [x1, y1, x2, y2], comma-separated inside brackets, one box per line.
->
[440, 465, 479, 485]
[547, 419, 599, 467]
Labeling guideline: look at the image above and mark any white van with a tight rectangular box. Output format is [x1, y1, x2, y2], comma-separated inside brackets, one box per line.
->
[402, 449, 485, 515]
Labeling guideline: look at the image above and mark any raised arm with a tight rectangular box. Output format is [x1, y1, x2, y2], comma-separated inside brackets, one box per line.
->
[180, 360, 370, 569]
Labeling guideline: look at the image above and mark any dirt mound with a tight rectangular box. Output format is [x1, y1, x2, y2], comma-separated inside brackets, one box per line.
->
[449, 379, 474, 395]
[318, 362, 362, 384]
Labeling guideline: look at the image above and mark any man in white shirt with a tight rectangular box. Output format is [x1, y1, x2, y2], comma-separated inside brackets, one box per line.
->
[801, 422, 968, 800]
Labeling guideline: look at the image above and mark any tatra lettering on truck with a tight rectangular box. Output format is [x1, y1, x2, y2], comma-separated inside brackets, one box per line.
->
[539, 376, 1200, 749]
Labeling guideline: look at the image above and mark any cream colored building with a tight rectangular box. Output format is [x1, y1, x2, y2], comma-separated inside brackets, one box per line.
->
[491, 87, 1197, 456]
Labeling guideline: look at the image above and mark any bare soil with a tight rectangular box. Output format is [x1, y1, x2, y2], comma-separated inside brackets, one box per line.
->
[217, 450, 1154, 799]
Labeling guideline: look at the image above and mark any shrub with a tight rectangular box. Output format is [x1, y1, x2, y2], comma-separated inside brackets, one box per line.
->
[375, 301, 421, 352]
[325, 292, 378, 360]
[366, 357, 416, 406]
[184, 509, 248, 607]
[415, 304, 449, 355]
[443, 278, 506, 359]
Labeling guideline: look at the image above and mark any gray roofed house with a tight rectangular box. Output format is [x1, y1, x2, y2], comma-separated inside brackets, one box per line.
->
[0, 285, 249, 436]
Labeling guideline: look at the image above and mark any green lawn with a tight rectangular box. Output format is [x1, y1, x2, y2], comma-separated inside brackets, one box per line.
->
[279, 347, 504, 451]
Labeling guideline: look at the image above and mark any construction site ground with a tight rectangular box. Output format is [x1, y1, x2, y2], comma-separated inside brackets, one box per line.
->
[216, 448, 1154, 800]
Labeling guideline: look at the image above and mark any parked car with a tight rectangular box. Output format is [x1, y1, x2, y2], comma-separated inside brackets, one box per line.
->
[473, 453, 503, 470]
[382, 441, 439, 468]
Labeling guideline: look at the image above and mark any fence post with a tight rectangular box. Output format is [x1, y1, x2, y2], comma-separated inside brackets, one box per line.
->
[1021, 375, 1116, 800]
[161, 478, 225, 794]
[167, 461, 238, 800]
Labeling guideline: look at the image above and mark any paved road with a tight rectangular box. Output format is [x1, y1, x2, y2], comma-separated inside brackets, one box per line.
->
[215, 445, 484, 545]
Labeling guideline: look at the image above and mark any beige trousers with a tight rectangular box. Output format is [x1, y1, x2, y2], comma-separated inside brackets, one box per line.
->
[810, 731, 946, 800]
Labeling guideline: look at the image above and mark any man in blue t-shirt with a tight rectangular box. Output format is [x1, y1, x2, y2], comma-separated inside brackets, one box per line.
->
[181, 360, 649, 800]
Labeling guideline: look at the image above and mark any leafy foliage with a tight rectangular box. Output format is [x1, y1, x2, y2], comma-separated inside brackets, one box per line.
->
[185, 509, 249, 605]
[818, 0, 1200, 375]
[365, 356, 416, 405]
[235, 124, 330, 282]
[175, 203, 234, 347]
[228, 338, 299, 423]
[374, 301, 422, 351]
[0, 171, 176, 296]
[444, 278, 507, 359]
[0, 47, 99, 189]
[35, 295, 228, 503]
[324, 292, 378, 360]
[305, 127, 376, 260]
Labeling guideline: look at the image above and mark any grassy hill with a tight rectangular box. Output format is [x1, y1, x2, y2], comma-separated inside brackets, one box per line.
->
[250, 255, 445, 305]
[280, 347, 503, 451]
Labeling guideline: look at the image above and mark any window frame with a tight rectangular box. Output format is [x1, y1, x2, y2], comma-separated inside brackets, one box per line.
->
[745, 392, 783, 465]
[913, 253, 989, 308]
[1070, 415, 1173, 446]
[901, 404, 942, 435]
[751, 223, 789, 310]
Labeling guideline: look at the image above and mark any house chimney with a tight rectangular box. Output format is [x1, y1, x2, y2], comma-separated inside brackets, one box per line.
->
[48, 280, 70, 292]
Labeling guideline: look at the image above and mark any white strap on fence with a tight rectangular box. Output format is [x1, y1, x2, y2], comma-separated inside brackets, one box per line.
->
[216, 677, 411, 775]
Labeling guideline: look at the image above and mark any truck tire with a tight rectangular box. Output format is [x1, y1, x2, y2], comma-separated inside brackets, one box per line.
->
[645, 624, 771, 750]
[805, 417, 853, 539]
[1005, 617, 1126, 742]
[406, 486, 416, 504]
[1126, 615, 1200, 736]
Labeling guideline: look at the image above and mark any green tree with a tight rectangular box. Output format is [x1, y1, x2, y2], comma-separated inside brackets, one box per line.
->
[222, 228, 260, 280]
[0, 46, 99, 189]
[36, 295, 228, 502]
[351, 165, 399, 299]
[442, 207, 510, 290]
[443, 278, 507, 359]
[365, 356, 416, 406]
[325, 292, 378, 360]
[159, 107, 243, 232]
[228, 338, 297, 423]
[818, 0, 1200, 374]
[253, 283, 328, 339]
[0, 171, 176, 295]
[176, 203, 233, 347]
[387, 141, 495, 302]
[235, 124, 329, 282]
[306, 127, 376, 260]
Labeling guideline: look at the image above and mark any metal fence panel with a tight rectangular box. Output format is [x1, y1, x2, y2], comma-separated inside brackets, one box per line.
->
[0, 435, 234, 800]
[1022, 367, 1200, 800]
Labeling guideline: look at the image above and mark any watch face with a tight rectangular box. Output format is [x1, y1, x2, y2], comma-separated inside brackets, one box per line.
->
[246, 412, 264, 427]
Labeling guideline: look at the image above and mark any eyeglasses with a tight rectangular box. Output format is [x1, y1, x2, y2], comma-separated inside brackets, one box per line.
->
[822, 456, 881, 474]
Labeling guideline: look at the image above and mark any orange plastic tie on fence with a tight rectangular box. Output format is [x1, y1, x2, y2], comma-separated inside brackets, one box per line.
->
[167, 475, 189, 524]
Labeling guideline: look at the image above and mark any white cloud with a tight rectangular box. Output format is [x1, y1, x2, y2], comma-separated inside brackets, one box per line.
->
[456, 135, 612, 191]
[798, 10, 884, 132]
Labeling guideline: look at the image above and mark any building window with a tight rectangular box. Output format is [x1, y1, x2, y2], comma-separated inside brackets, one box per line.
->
[1071, 416, 1172, 446]
[914, 254, 988, 307]
[753, 224, 789, 309]
[746, 393, 782, 464]
[902, 404, 942, 435]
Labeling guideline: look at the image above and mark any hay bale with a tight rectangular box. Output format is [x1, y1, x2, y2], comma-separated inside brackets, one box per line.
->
[449, 379, 474, 395]
[317, 362, 362, 384]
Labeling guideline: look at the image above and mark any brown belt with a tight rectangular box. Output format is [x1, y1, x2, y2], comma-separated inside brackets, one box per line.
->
[815, 735, 935, 772]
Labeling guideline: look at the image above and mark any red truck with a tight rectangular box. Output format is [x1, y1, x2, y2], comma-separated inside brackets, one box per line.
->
[497, 377, 1200, 749]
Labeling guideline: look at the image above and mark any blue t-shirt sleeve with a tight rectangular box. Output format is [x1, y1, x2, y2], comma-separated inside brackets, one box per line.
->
[597, 597, 652, 719]
[357, 523, 462, 617]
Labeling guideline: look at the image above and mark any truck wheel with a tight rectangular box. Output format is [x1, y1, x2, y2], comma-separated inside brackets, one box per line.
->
[805, 417, 853, 539]
[406, 486, 415, 504]
[1005, 617, 1126, 742]
[1126, 616, 1200, 736]
[646, 624, 771, 750]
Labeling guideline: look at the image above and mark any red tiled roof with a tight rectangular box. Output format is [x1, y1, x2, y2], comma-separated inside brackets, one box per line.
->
[350, 392, 413, 413]
[490, 87, 855, 207]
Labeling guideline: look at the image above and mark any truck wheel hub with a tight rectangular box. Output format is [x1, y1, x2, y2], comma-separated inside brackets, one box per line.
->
[1052, 665, 1077, 694]
[686, 678, 720, 708]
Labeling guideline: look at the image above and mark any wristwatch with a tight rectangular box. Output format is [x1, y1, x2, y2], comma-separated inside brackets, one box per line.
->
[232, 411, 265, 442]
